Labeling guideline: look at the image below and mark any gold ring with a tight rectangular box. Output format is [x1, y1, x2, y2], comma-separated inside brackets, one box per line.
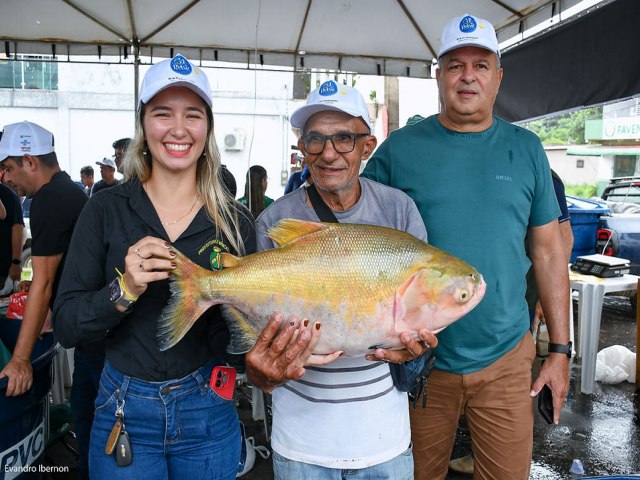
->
[139, 262, 145, 271]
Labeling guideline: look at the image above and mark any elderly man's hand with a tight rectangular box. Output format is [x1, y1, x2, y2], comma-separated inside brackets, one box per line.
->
[245, 312, 341, 393]
[364, 329, 438, 364]
[0, 357, 33, 396]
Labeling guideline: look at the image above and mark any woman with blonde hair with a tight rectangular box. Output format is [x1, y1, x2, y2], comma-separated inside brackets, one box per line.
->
[53, 54, 255, 479]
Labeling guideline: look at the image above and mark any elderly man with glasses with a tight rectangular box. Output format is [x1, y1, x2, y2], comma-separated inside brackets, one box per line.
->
[244, 80, 438, 480]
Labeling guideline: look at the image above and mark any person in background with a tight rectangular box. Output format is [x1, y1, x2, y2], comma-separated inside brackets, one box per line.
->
[220, 164, 237, 198]
[91, 157, 120, 196]
[245, 80, 438, 479]
[238, 165, 274, 218]
[0, 121, 87, 398]
[0, 172, 24, 290]
[112, 137, 131, 175]
[80, 165, 94, 196]
[53, 54, 254, 479]
[283, 164, 312, 194]
[362, 13, 570, 479]
[529, 170, 574, 351]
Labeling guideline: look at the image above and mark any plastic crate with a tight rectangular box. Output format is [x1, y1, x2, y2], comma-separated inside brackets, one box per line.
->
[566, 196, 611, 263]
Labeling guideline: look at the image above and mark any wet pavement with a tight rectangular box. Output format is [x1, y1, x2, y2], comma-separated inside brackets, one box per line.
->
[43, 295, 639, 479]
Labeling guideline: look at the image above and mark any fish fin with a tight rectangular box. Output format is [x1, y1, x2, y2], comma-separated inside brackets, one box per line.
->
[157, 249, 214, 351]
[393, 270, 430, 331]
[220, 305, 258, 354]
[267, 218, 330, 247]
[219, 252, 241, 268]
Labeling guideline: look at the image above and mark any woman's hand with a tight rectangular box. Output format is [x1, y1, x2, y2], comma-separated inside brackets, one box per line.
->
[119, 237, 176, 306]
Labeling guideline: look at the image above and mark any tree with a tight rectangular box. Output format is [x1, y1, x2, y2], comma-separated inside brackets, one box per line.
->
[522, 107, 602, 145]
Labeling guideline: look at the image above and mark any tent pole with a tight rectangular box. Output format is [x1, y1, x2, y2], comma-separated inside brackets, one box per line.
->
[134, 51, 140, 110]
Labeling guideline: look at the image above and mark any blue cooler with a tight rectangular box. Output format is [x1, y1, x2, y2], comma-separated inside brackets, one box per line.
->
[566, 195, 611, 263]
[0, 319, 59, 479]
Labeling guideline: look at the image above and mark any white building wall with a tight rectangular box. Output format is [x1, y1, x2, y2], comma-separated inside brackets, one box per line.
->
[545, 147, 600, 185]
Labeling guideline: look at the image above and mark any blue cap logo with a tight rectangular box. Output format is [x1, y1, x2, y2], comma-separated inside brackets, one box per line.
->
[170, 55, 193, 76]
[459, 15, 477, 33]
[318, 80, 338, 97]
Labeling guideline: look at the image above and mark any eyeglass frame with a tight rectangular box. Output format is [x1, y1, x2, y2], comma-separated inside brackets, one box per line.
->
[300, 132, 370, 154]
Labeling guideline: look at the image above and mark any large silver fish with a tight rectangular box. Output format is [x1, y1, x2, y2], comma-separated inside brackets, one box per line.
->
[158, 219, 486, 354]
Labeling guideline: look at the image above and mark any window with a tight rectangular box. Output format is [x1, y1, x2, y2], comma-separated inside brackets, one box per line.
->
[0, 55, 58, 90]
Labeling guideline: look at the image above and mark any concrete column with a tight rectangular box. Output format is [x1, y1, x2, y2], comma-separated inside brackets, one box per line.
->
[384, 76, 399, 133]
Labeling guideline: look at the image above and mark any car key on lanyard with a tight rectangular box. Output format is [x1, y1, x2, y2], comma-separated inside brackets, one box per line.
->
[105, 399, 132, 466]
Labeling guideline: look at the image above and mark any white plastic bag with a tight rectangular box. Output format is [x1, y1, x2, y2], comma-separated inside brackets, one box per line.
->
[595, 345, 636, 384]
[236, 436, 270, 477]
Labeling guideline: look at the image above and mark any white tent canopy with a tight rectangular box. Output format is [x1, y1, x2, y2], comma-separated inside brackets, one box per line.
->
[1, 0, 592, 78]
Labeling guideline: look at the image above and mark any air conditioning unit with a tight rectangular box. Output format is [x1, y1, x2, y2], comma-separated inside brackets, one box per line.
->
[224, 130, 246, 151]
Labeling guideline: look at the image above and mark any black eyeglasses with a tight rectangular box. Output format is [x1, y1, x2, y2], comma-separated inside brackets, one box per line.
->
[301, 132, 369, 154]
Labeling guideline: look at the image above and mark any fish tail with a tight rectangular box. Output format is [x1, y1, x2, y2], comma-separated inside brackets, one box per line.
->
[157, 249, 212, 351]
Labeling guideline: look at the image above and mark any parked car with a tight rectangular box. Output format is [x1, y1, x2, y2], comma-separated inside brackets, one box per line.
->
[601, 176, 640, 205]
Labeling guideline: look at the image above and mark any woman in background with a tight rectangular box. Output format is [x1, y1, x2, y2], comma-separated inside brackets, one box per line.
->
[238, 165, 273, 218]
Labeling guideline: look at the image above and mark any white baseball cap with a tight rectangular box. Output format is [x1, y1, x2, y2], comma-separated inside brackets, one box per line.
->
[0, 121, 55, 161]
[437, 14, 500, 59]
[138, 54, 212, 110]
[290, 80, 372, 131]
[96, 157, 117, 169]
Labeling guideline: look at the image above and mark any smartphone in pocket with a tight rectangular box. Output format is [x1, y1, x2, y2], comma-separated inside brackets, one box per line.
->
[537, 384, 554, 424]
[210, 366, 237, 400]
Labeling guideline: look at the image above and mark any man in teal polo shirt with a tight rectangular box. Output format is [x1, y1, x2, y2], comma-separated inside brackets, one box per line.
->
[362, 13, 571, 480]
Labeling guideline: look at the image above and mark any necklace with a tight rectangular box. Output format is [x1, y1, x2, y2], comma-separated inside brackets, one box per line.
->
[161, 196, 199, 226]
[143, 183, 199, 227]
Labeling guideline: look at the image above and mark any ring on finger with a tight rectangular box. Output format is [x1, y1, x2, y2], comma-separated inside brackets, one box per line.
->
[135, 248, 142, 258]
[422, 341, 430, 349]
[139, 261, 145, 271]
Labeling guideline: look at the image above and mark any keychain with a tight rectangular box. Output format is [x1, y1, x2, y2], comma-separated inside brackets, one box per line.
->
[105, 399, 132, 466]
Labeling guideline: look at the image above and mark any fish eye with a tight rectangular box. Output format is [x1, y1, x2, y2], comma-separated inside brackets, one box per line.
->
[456, 288, 470, 304]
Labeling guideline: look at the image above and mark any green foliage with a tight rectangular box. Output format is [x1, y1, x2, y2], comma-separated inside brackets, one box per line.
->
[521, 107, 603, 146]
[565, 183, 597, 198]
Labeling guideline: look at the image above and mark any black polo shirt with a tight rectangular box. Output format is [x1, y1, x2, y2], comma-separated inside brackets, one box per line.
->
[52, 179, 256, 381]
[31, 171, 87, 307]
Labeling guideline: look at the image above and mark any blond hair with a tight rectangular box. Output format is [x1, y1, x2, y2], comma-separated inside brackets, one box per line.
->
[123, 107, 248, 255]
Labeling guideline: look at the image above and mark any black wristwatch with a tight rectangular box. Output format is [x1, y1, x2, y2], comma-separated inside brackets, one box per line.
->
[11, 259, 20, 265]
[109, 277, 136, 310]
[548, 342, 572, 358]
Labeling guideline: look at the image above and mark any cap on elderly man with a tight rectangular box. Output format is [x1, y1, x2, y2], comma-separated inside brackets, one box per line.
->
[290, 80, 373, 131]
[0, 121, 55, 161]
[438, 13, 500, 59]
[138, 54, 212, 110]
[96, 157, 117, 169]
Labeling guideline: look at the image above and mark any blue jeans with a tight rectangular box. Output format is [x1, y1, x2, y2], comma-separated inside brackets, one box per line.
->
[89, 360, 244, 480]
[272, 445, 413, 480]
[70, 350, 105, 480]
